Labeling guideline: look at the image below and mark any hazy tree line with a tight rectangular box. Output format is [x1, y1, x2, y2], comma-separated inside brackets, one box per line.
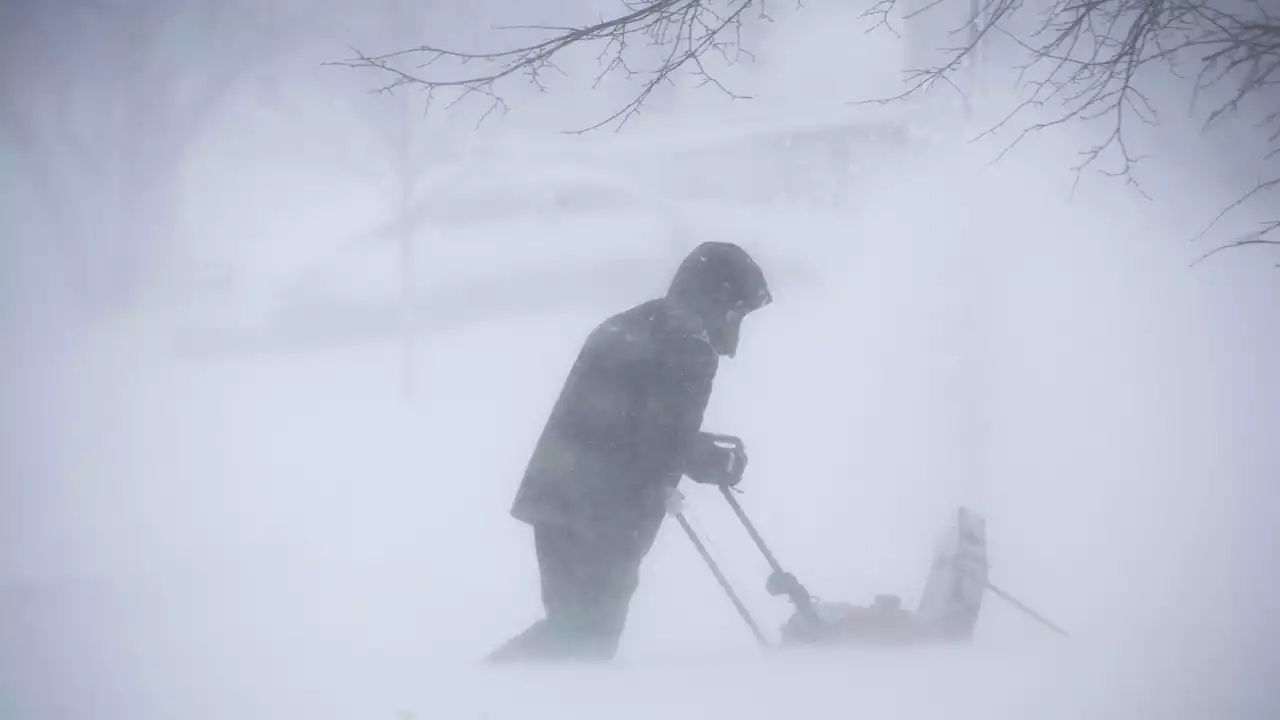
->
[337, 0, 1280, 261]
[0, 0, 476, 318]
[2, 0, 1275, 321]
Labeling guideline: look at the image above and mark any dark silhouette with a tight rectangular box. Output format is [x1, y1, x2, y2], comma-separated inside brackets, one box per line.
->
[487, 242, 772, 663]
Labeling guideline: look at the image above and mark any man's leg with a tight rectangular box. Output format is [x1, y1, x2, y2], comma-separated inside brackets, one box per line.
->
[562, 517, 663, 660]
[534, 523, 636, 660]
[484, 524, 578, 664]
[566, 554, 642, 660]
[486, 519, 657, 663]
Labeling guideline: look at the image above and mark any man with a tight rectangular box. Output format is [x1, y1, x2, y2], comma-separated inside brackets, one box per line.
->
[486, 241, 772, 663]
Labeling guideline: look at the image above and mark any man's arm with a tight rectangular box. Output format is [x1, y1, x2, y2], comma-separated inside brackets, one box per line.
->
[656, 336, 748, 487]
[634, 332, 719, 477]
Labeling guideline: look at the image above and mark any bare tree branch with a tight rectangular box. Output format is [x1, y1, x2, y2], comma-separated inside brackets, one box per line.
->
[862, 0, 1279, 261]
[328, 0, 759, 133]
[332, 0, 1279, 263]
[1190, 232, 1280, 265]
[1189, 175, 1280, 262]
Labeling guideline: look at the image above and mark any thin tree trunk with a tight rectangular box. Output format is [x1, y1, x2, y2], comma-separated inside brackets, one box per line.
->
[400, 188, 417, 401]
[394, 95, 419, 402]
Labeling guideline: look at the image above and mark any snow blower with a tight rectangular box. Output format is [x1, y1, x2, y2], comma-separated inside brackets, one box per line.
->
[684, 434, 1069, 647]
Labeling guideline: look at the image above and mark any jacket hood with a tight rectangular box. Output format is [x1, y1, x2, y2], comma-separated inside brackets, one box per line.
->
[666, 242, 771, 356]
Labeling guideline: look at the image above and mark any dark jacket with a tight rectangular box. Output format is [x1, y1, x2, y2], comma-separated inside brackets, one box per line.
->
[511, 297, 719, 553]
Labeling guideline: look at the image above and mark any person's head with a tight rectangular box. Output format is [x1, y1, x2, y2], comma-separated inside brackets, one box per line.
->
[667, 242, 771, 358]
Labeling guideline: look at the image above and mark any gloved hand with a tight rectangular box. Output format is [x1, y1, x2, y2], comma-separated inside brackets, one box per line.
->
[664, 487, 687, 516]
[766, 571, 805, 599]
[684, 432, 748, 486]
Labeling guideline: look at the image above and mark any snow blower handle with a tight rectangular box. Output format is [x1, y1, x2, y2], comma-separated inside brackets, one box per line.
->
[671, 507, 769, 648]
[718, 484, 822, 627]
[718, 484, 783, 573]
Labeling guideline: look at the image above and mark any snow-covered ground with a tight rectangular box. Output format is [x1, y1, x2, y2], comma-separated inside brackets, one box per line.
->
[5, 117, 1279, 720]
[4, 0, 1280, 710]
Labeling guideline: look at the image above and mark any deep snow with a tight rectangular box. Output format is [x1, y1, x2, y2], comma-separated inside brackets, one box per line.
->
[5, 125, 1279, 719]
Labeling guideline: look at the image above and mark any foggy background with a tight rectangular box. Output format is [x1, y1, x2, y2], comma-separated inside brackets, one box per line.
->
[2, 0, 1278, 718]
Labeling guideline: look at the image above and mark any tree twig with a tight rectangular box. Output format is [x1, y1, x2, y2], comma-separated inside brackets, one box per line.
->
[328, 0, 759, 134]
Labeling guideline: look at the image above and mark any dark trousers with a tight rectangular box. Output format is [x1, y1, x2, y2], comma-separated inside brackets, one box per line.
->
[487, 521, 653, 663]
